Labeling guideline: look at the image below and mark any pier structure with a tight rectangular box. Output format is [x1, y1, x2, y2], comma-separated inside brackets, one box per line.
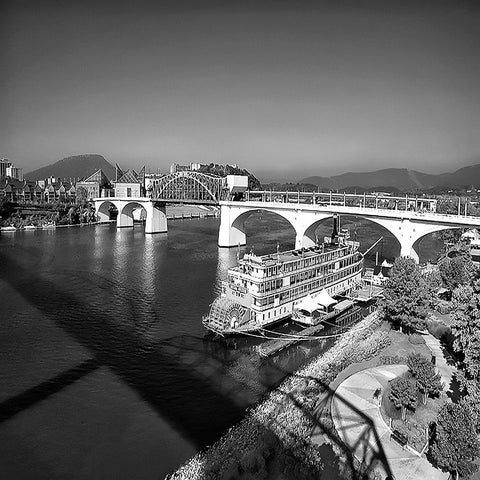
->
[94, 198, 168, 234]
[218, 192, 480, 262]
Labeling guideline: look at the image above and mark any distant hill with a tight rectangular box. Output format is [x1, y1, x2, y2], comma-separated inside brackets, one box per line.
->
[300, 164, 480, 191]
[198, 163, 261, 190]
[26, 154, 116, 181]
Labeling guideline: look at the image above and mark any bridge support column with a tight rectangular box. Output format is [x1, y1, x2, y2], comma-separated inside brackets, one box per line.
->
[218, 205, 246, 247]
[145, 203, 167, 234]
[400, 242, 419, 263]
[295, 232, 316, 249]
[397, 219, 419, 262]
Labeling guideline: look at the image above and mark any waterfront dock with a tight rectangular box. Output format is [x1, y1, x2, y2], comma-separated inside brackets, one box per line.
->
[255, 323, 326, 357]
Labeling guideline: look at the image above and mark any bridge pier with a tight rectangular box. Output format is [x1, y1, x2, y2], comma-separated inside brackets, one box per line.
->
[400, 243, 420, 263]
[218, 205, 246, 247]
[94, 198, 168, 233]
[145, 203, 167, 234]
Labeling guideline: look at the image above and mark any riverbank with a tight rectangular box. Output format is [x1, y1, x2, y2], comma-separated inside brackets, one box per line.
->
[168, 311, 391, 479]
[0, 219, 114, 232]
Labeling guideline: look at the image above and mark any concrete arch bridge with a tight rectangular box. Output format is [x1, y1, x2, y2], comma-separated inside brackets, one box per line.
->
[218, 197, 480, 262]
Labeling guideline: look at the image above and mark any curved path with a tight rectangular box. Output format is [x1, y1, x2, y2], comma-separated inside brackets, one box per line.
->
[331, 365, 448, 480]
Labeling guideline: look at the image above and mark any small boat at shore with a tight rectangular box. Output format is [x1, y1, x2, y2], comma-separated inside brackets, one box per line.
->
[24, 225, 37, 230]
[1, 225, 16, 232]
[42, 222, 56, 229]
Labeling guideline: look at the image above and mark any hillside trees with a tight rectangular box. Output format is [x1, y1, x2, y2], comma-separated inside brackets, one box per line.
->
[381, 257, 431, 332]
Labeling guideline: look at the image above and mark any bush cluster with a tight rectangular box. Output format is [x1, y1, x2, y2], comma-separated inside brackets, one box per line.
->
[377, 354, 407, 365]
[408, 333, 426, 345]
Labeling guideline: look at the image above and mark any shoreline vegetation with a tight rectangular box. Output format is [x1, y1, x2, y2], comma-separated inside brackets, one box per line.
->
[168, 311, 392, 480]
[0, 202, 219, 230]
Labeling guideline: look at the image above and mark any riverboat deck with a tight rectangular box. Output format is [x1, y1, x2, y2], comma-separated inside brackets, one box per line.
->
[346, 284, 384, 302]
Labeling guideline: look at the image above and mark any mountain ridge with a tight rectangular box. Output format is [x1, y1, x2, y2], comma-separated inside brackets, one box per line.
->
[300, 164, 480, 191]
[26, 154, 116, 181]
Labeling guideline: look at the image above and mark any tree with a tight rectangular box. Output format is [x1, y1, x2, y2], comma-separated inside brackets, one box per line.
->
[429, 402, 480, 479]
[407, 352, 430, 376]
[407, 353, 443, 404]
[381, 257, 431, 332]
[388, 377, 417, 420]
[424, 269, 443, 302]
[451, 280, 480, 381]
[458, 375, 480, 434]
[438, 250, 476, 292]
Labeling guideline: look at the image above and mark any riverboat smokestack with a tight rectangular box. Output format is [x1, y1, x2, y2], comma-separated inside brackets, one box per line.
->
[331, 214, 339, 244]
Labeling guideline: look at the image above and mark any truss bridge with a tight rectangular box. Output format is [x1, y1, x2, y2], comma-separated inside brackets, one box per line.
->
[149, 171, 230, 205]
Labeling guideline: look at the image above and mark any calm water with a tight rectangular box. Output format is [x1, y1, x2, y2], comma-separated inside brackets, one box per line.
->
[0, 213, 443, 479]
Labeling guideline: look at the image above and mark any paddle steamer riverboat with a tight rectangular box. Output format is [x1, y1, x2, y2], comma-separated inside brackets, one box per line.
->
[203, 223, 364, 335]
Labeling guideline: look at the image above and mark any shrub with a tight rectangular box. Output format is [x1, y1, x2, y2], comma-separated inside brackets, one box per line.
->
[408, 333, 426, 345]
[377, 355, 407, 365]
[427, 320, 451, 341]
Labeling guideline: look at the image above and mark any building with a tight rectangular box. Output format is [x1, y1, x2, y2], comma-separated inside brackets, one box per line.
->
[372, 260, 393, 285]
[6, 166, 24, 181]
[170, 162, 204, 174]
[0, 159, 12, 178]
[113, 164, 145, 197]
[75, 169, 112, 202]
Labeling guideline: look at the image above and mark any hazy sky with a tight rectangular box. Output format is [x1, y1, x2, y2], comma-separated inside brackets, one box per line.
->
[1, 0, 480, 179]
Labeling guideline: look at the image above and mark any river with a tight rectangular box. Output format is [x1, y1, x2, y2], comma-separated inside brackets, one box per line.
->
[0, 213, 444, 479]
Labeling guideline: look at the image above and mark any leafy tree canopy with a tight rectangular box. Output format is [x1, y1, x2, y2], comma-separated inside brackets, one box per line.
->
[429, 402, 480, 478]
[438, 243, 476, 291]
[388, 377, 417, 412]
[451, 280, 480, 381]
[381, 257, 431, 332]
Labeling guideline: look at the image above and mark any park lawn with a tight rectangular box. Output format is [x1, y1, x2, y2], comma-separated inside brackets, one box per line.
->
[330, 324, 431, 392]
[383, 392, 445, 453]
[380, 329, 431, 360]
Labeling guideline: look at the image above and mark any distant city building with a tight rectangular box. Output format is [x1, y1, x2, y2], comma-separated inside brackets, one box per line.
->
[170, 162, 205, 174]
[6, 166, 24, 181]
[0, 159, 12, 178]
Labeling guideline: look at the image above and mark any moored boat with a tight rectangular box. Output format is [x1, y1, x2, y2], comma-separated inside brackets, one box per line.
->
[203, 221, 364, 335]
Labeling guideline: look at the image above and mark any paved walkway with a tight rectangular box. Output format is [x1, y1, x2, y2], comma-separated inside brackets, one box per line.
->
[331, 365, 448, 480]
[423, 334, 456, 393]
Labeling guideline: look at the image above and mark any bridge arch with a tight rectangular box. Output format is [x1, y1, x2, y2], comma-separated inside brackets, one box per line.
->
[218, 205, 300, 247]
[118, 201, 147, 228]
[94, 199, 167, 234]
[96, 200, 117, 223]
[298, 215, 335, 248]
[363, 216, 458, 262]
[151, 171, 226, 203]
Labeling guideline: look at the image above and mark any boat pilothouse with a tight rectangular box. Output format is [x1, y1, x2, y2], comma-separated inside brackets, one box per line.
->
[203, 218, 364, 335]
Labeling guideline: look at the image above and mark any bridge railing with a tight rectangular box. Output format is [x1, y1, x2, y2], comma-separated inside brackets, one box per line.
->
[233, 190, 480, 222]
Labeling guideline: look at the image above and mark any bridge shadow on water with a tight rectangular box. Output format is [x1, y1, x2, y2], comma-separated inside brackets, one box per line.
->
[0, 251, 393, 479]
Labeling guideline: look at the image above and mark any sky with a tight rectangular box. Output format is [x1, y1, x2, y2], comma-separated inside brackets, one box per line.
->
[1, 0, 480, 180]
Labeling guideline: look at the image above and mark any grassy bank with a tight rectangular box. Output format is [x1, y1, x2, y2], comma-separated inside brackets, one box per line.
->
[168, 311, 391, 480]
